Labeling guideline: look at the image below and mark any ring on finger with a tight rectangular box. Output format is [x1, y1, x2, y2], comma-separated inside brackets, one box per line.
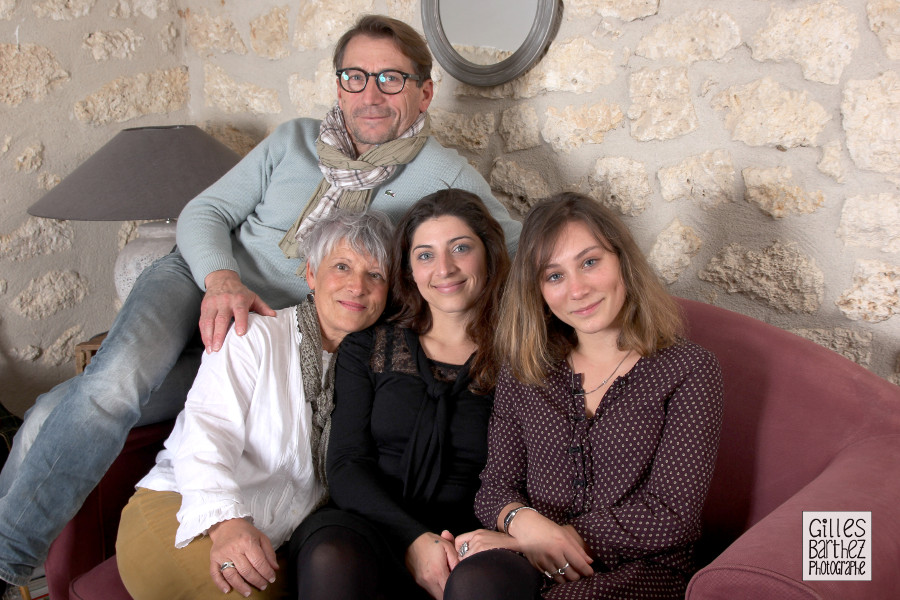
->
[543, 570, 554, 578]
[458, 541, 469, 558]
[220, 561, 236, 572]
[557, 562, 569, 575]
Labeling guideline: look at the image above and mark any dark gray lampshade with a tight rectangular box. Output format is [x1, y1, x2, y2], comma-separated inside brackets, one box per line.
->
[28, 125, 241, 221]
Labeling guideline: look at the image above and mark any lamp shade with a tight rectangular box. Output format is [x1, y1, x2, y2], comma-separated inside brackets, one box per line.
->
[27, 125, 241, 221]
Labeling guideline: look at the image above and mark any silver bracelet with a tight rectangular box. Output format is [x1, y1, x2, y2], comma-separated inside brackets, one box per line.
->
[503, 506, 538, 534]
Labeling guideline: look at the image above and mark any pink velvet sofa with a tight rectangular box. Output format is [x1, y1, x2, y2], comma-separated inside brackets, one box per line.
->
[45, 298, 900, 599]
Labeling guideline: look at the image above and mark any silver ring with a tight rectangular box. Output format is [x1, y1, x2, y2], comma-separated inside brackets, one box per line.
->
[543, 570, 553, 578]
[458, 541, 469, 558]
[557, 562, 569, 575]
[220, 561, 236, 572]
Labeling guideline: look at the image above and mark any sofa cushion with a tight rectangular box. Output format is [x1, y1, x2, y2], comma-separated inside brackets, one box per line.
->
[69, 556, 131, 600]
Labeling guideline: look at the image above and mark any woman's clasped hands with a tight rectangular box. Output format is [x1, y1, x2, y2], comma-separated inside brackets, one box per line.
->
[208, 517, 278, 597]
[405, 531, 461, 599]
[453, 509, 594, 585]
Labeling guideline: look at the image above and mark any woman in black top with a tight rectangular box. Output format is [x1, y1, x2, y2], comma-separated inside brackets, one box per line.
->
[289, 189, 510, 600]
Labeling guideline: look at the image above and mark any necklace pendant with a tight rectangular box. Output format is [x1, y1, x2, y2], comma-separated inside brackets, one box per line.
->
[573, 387, 585, 397]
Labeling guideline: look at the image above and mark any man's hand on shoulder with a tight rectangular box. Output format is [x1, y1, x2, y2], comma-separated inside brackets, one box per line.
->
[201, 270, 276, 353]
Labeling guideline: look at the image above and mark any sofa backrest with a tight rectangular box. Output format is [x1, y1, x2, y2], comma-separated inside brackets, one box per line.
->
[676, 298, 900, 563]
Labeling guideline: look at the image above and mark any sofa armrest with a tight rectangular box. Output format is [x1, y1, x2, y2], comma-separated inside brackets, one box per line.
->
[44, 421, 173, 600]
[687, 435, 900, 600]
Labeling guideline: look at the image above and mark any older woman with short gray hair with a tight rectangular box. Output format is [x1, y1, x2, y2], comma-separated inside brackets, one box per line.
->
[116, 210, 393, 600]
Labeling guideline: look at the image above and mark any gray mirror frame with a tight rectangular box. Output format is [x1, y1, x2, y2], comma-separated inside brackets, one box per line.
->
[421, 0, 562, 87]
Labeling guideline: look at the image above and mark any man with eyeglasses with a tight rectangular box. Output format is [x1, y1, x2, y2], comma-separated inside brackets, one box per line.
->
[0, 13, 520, 596]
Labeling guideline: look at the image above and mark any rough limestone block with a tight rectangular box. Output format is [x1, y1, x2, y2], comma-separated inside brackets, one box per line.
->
[568, 0, 658, 21]
[518, 38, 616, 98]
[648, 219, 702, 284]
[818, 140, 845, 182]
[867, 0, 900, 60]
[751, 0, 858, 85]
[837, 194, 900, 253]
[203, 123, 261, 157]
[742, 166, 825, 218]
[83, 28, 144, 61]
[250, 6, 289, 59]
[33, 0, 94, 20]
[110, 0, 170, 19]
[791, 327, 873, 366]
[0, 218, 73, 261]
[712, 78, 830, 148]
[294, 0, 372, 50]
[185, 8, 247, 55]
[204, 63, 281, 115]
[499, 105, 541, 152]
[836, 259, 899, 322]
[628, 67, 697, 141]
[699, 242, 824, 313]
[541, 102, 624, 152]
[0, 43, 70, 106]
[74, 66, 188, 124]
[455, 38, 616, 100]
[586, 157, 652, 216]
[12, 346, 42, 362]
[289, 58, 336, 116]
[43, 326, 83, 366]
[38, 173, 61, 190]
[842, 71, 900, 174]
[117, 221, 142, 250]
[431, 108, 495, 152]
[14, 143, 43, 173]
[490, 158, 551, 215]
[1, 0, 16, 20]
[635, 9, 740, 64]
[658, 149, 737, 210]
[12, 270, 90, 319]
[159, 21, 178, 54]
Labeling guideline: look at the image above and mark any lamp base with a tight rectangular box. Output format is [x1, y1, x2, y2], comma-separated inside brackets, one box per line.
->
[114, 221, 177, 302]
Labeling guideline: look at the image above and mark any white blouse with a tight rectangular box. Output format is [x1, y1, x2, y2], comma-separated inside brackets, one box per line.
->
[137, 307, 328, 549]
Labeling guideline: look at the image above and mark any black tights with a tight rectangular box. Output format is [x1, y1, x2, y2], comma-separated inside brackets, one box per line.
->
[294, 525, 379, 600]
[444, 548, 544, 600]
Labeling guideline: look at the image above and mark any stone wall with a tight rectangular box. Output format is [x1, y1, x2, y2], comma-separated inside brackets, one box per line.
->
[1, 0, 898, 415]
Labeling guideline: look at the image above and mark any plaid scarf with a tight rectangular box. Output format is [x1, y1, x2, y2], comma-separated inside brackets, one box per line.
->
[279, 104, 430, 259]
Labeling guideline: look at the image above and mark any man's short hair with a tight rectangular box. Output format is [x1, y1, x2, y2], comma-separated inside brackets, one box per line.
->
[333, 14, 432, 85]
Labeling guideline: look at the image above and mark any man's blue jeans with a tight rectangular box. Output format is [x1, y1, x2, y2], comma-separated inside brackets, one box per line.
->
[0, 251, 203, 586]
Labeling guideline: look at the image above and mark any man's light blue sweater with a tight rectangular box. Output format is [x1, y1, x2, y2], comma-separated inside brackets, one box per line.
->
[176, 118, 521, 310]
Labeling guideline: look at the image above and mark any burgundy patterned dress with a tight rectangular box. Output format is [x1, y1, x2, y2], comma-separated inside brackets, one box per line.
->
[475, 340, 723, 599]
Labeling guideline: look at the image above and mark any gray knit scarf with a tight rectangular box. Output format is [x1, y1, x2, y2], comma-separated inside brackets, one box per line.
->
[295, 298, 335, 504]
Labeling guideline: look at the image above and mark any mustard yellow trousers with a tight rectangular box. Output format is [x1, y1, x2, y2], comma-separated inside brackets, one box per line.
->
[116, 488, 288, 600]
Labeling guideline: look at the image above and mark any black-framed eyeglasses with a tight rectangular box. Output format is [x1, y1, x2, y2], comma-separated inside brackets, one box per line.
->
[336, 68, 422, 95]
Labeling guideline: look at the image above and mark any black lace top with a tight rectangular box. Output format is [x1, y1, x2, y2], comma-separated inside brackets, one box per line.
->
[327, 323, 493, 551]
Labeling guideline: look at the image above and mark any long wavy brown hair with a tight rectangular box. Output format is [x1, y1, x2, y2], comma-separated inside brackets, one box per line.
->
[496, 192, 683, 386]
[389, 189, 510, 393]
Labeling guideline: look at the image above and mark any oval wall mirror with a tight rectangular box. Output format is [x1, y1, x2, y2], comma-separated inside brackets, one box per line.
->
[421, 0, 562, 87]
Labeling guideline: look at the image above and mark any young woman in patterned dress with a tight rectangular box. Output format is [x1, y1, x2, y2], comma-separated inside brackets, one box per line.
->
[445, 192, 724, 600]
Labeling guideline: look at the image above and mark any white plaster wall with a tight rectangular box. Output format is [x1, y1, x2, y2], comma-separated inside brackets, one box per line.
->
[1, 0, 898, 416]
